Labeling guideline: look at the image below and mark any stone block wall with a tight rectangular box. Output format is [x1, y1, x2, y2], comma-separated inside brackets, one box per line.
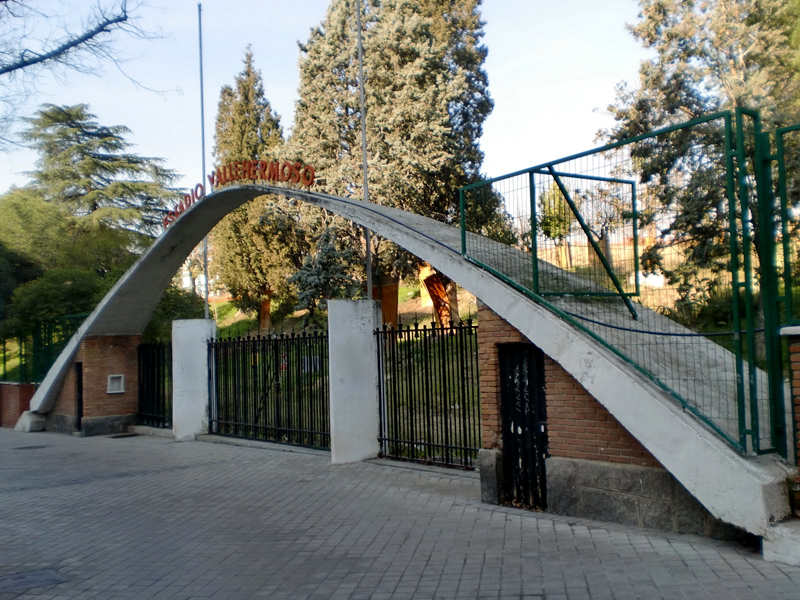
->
[0, 382, 35, 427]
[48, 335, 140, 435]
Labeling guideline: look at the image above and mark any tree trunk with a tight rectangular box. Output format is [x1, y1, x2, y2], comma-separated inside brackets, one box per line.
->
[565, 240, 573, 269]
[601, 230, 613, 272]
[421, 269, 460, 327]
[372, 276, 399, 327]
[446, 280, 462, 325]
[259, 296, 272, 332]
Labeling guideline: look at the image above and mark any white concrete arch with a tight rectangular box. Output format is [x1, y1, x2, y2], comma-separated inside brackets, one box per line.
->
[24, 184, 792, 538]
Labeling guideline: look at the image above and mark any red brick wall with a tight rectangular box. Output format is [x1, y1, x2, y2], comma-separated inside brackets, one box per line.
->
[52, 335, 141, 424]
[545, 358, 662, 468]
[788, 337, 800, 470]
[0, 382, 35, 427]
[477, 303, 529, 450]
[477, 301, 661, 468]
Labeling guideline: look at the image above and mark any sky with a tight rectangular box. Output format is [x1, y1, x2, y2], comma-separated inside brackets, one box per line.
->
[0, 0, 651, 195]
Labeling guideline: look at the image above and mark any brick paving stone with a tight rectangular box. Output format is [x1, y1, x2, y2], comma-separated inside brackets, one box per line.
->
[1, 430, 800, 599]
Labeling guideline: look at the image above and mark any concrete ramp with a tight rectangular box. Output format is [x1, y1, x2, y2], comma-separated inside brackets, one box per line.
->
[23, 185, 793, 540]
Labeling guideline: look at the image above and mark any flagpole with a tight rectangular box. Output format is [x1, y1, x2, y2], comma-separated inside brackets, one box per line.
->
[355, 0, 373, 300]
[198, 3, 210, 319]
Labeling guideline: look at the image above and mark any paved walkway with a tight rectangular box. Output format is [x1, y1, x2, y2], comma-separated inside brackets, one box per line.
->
[0, 430, 798, 600]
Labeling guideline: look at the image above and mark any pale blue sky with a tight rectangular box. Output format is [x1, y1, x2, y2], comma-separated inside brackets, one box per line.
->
[0, 0, 650, 193]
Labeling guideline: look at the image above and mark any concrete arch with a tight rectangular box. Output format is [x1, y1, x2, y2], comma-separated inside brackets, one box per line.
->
[25, 184, 792, 538]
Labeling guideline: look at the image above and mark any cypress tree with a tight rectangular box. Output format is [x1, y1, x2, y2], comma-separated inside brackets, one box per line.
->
[289, 0, 495, 322]
[211, 49, 296, 330]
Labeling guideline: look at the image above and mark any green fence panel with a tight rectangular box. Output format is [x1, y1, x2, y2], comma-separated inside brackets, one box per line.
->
[461, 109, 791, 457]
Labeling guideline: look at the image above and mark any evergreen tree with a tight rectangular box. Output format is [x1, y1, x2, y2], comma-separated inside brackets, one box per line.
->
[290, 0, 494, 320]
[210, 49, 296, 330]
[0, 106, 196, 339]
[213, 48, 283, 161]
[539, 182, 576, 269]
[22, 104, 179, 238]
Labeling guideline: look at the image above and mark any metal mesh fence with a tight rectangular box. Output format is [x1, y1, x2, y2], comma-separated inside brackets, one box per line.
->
[460, 111, 784, 455]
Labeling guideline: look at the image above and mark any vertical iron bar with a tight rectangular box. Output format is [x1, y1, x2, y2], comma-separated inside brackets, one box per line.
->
[734, 108, 761, 453]
[754, 123, 786, 455]
[529, 170, 540, 294]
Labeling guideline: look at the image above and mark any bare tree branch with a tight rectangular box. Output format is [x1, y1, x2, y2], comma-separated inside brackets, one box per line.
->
[0, 6, 128, 77]
[0, 1, 161, 152]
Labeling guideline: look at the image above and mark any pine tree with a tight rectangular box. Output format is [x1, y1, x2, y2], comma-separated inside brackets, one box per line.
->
[22, 104, 179, 238]
[210, 49, 295, 330]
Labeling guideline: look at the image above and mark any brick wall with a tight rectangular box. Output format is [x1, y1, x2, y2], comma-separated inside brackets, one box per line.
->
[0, 382, 35, 427]
[477, 301, 661, 468]
[545, 358, 661, 468]
[787, 337, 800, 470]
[477, 303, 529, 450]
[52, 335, 141, 430]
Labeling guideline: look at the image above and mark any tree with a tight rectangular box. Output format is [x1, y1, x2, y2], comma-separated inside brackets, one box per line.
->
[0, 1, 144, 147]
[603, 0, 800, 307]
[211, 49, 296, 330]
[0, 103, 195, 339]
[290, 0, 494, 324]
[0, 241, 41, 322]
[289, 229, 361, 323]
[23, 104, 179, 239]
[539, 182, 577, 269]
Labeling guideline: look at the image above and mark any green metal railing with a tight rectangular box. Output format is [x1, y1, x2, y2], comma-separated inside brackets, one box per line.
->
[1, 314, 86, 384]
[460, 109, 791, 457]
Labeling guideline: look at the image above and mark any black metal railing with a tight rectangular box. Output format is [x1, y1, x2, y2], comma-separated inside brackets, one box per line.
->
[208, 333, 330, 450]
[376, 321, 481, 469]
[137, 343, 172, 428]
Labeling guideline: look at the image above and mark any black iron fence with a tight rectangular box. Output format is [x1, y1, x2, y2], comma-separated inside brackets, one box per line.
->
[208, 333, 330, 450]
[137, 343, 172, 428]
[376, 321, 481, 469]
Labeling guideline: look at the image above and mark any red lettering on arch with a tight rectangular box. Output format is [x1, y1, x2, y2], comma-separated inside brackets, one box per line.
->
[280, 161, 293, 182]
[300, 165, 315, 187]
[268, 161, 280, 181]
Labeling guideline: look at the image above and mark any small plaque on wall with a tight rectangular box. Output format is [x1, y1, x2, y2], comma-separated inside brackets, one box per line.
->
[107, 375, 125, 394]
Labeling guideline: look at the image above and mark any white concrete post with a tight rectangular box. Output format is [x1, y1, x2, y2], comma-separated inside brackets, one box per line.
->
[328, 300, 382, 464]
[172, 319, 216, 441]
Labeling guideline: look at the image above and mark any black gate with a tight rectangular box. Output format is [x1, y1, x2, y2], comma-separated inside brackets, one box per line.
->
[137, 343, 172, 428]
[499, 343, 547, 509]
[376, 321, 481, 469]
[208, 333, 330, 449]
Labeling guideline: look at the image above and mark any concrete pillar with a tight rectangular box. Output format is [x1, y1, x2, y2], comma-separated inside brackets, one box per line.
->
[328, 300, 381, 464]
[172, 319, 216, 442]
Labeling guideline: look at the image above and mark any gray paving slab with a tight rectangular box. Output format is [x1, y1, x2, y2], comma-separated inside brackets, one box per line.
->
[0, 430, 799, 600]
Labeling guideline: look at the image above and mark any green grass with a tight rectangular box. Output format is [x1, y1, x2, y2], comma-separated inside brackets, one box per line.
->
[216, 316, 258, 339]
[399, 281, 421, 301]
[0, 339, 24, 382]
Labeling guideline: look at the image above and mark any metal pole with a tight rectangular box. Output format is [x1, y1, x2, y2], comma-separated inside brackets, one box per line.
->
[355, 0, 373, 299]
[198, 3, 210, 319]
